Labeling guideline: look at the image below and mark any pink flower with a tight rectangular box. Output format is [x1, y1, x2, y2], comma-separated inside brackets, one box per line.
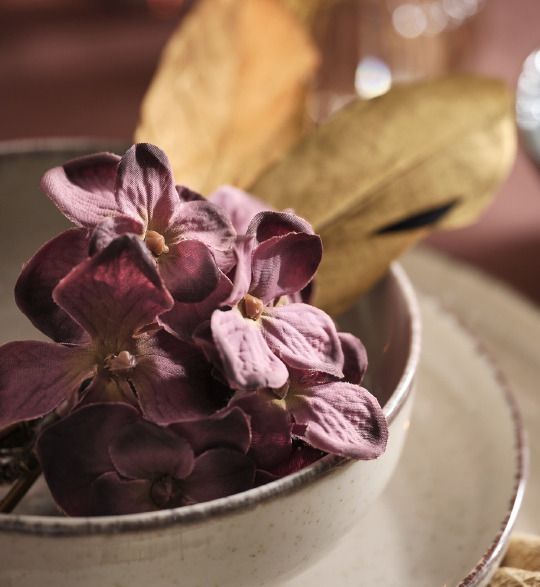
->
[194, 211, 343, 392]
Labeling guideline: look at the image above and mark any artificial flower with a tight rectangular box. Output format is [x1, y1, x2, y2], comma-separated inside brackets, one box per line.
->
[37, 403, 255, 516]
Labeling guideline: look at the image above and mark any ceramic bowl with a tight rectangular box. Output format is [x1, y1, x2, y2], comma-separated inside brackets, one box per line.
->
[0, 141, 422, 587]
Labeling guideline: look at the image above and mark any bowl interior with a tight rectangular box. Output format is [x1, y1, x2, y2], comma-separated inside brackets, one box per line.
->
[0, 140, 421, 531]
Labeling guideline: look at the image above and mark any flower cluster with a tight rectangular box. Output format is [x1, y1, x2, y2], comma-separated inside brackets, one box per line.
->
[0, 143, 388, 516]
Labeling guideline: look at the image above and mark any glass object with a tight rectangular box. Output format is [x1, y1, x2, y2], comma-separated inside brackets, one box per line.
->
[299, 0, 485, 121]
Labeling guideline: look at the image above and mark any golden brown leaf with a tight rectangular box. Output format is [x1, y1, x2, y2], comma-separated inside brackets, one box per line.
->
[249, 75, 516, 315]
[135, 0, 319, 195]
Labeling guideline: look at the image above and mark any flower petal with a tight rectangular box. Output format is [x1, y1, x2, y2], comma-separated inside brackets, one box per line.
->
[249, 233, 322, 304]
[267, 440, 326, 478]
[114, 143, 178, 230]
[159, 271, 233, 342]
[209, 185, 272, 235]
[290, 381, 388, 460]
[89, 215, 145, 255]
[110, 420, 194, 480]
[262, 304, 344, 378]
[209, 308, 289, 391]
[36, 403, 141, 516]
[169, 406, 252, 455]
[0, 342, 93, 429]
[339, 332, 368, 385]
[176, 185, 206, 202]
[182, 448, 256, 503]
[158, 239, 219, 303]
[132, 331, 224, 424]
[247, 211, 315, 245]
[77, 371, 138, 408]
[40, 152, 121, 227]
[14, 228, 90, 344]
[167, 200, 236, 251]
[231, 390, 292, 469]
[90, 472, 155, 516]
[222, 235, 255, 307]
[53, 234, 173, 343]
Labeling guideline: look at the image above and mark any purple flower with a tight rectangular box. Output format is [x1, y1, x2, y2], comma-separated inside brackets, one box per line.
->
[209, 185, 274, 235]
[232, 335, 387, 467]
[39, 143, 236, 303]
[0, 235, 220, 430]
[36, 403, 255, 516]
[193, 211, 343, 392]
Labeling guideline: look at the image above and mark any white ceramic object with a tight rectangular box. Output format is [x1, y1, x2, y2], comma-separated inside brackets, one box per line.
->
[0, 142, 421, 587]
[283, 296, 526, 587]
[403, 246, 540, 536]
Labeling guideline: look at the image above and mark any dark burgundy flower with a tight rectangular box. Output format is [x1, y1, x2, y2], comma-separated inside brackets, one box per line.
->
[40, 143, 236, 303]
[0, 235, 218, 430]
[36, 403, 255, 516]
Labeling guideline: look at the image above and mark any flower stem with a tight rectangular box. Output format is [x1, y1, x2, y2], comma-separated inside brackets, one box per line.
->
[0, 462, 42, 513]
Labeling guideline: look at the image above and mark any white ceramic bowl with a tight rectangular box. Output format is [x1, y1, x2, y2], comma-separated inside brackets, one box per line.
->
[0, 141, 422, 587]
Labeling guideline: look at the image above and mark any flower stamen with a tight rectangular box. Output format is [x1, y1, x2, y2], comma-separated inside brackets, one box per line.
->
[144, 230, 169, 256]
[243, 294, 264, 321]
[105, 350, 137, 376]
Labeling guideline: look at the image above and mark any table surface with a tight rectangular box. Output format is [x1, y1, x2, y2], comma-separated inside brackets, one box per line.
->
[1, 0, 539, 306]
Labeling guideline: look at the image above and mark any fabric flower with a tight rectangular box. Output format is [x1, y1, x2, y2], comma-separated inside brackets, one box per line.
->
[193, 211, 343, 392]
[36, 403, 255, 516]
[40, 143, 236, 302]
[232, 334, 387, 468]
[0, 235, 219, 430]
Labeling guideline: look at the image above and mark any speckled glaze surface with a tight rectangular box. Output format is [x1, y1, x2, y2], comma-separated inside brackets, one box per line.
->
[0, 142, 421, 587]
[283, 296, 526, 587]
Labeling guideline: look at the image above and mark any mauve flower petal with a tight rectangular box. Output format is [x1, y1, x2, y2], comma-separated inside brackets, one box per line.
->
[176, 185, 206, 202]
[339, 332, 368, 385]
[37, 403, 141, 516]
[110, 420, 194, 480]
[53, 235, 173, 343]
[132, 331, 222, 424]
[160, 271, 233, 342]
[0, 342, 93, 429]
[77, 371, 138, 408]
[89, 215, 145, 255]
[210, 308, 289, 391]
[90, 472, 155, 516]
[169, 406, 251, 455]
[222, 235, 255, 307]
[158, 239, 219, 303]
[247, 211, 315, 245]
[14, 228, 90, 344]
[114, 143, 178, 230]
[40, 152, 121, 227]
[290, 382, 388, 460]
[167, 200, 236, 251]
[182, 448, 256, 503]
[262, 304, 344, 378]
[209, 185, 272, 235]
[249, 233, 322, 305]
[231, 390, 292, 469]
[267, 441, 326, 478]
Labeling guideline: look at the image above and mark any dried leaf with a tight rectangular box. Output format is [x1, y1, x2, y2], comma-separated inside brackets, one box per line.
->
[250, 75, 516, 315]
[135, 0, 319, 195]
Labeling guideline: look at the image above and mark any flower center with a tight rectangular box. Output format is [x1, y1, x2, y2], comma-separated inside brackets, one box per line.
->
[105, 350, 137, 376]
[243, 294, 264, 320]
[151, 474, 183, 509]
[144, 230, 169, 256]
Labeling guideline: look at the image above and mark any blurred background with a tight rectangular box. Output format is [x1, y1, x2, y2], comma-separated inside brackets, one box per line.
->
[1, 0, 539, 304]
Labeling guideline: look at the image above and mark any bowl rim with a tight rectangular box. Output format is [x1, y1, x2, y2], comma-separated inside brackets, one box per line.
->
[0, 261, 421, 537]
[0, 141, 422, 536]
